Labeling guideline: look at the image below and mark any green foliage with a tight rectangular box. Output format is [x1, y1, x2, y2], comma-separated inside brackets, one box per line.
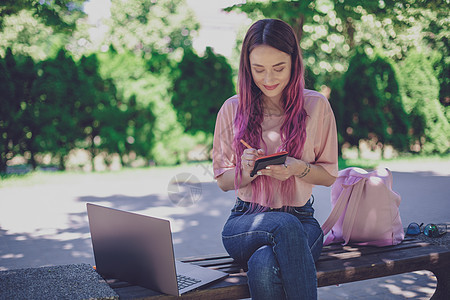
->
[0, 0, 86, 61]
[96, 48, 199, 165]
[0, 47, 161, 172]
[80, 51, 159, 167]
[225, 0, 359, 87]
[0, 0, 85, 32]
[225, 0, 326, 41]
[30, 49, 83, 169]
[124, 96, 156, 164]
[229, 1, 448, 155]
[328, 74, 345, 155]
[0, 49, 18, 172]
[338, 157, 379, 171]
[429, 51, 450, 108]
[76, 54, 129, 168]
[11, 53, 39, 168]
[172, 47, 235, 134]
[304, 64, 318, 90]
[0, 10, 60, 61]
[332, 48, 410, 153]
[106, 0, 199, 64]
[226, 0, 449, 91]
[0, 49, 44, 171]
[399, 49, 450, 154]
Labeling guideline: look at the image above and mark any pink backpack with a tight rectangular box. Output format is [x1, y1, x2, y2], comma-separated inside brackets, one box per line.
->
[321, 167, 404, 247]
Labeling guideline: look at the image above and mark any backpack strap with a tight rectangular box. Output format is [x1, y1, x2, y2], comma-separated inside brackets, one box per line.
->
[321, 174, 365, 243]
[341, 178, 366, 245]
[321, 186, 352, 236]
[322, 187, 351, 235]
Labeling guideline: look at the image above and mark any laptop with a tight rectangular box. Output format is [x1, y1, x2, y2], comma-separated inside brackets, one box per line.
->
[86, 203, 228, 296]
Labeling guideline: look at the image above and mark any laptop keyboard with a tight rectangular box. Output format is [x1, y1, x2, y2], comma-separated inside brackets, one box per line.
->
[177, 274, 201, 290]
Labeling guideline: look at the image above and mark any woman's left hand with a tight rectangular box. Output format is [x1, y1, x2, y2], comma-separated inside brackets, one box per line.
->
[257, 156, 301, 181]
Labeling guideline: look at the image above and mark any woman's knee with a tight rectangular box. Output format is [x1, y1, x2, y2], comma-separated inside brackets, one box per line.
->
[247, 245, 281, 282]
[247, 245, 285, 299]
[272, 213, 308, 242]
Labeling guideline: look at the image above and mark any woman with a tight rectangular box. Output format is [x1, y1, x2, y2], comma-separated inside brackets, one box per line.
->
[212, 19, 338, 299]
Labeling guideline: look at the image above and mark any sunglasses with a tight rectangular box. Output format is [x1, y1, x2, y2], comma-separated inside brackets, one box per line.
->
[406, 222, 447, 238]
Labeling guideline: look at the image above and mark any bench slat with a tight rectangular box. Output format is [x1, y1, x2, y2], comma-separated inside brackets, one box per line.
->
[108, 238, 450, 299]
[319, 241, 430, 262]
[110, 274, 250, 300]
[317, 244, 450, 286]
[181, 238, 430, 272]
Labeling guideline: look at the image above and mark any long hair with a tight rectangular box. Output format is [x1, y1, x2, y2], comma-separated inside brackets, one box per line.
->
[233, 19, 307, 208]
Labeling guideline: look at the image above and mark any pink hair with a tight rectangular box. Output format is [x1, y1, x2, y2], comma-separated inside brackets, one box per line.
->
[233, 19, 307, 209]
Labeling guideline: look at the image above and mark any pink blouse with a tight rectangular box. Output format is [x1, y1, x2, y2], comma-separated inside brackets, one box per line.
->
[212, 89, 338, 207]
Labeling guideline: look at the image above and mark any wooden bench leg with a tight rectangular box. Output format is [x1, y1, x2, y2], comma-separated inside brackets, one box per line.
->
[430, 267, 450, 300]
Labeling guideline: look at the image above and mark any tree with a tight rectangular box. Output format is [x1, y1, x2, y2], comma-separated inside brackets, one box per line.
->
[30, 49, 82, 169]
[430, 51, 449, 108]
[97, 48, 191, 165]
[12, 54, 39, 169]
[0, 0, 86, 60]
[225, 0, 402, 48]
[224, 0, 364, 87]
[226, 0, 447, 56]
[122, 95, 156, 166]
[171, 47, 235, 134]
[225, 0, 329, 42]
[0, 49, 41, 172]
[226, 0, 449, 156]
[93, 94, 131, 168]
[77, 54, 127, 170]
[332, 49, 410, 156]
[0, 49, 18, 173]
[399, 49, 450, 154]
[225, 0, 449, 90]
[105, 0, 199, 72]
[0, 0, 85, 32]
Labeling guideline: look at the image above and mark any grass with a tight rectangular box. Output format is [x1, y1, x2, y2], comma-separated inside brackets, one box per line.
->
[339, 153, 450, 170]
[1, 154, 448, 188]
[0, 163, 185, 188]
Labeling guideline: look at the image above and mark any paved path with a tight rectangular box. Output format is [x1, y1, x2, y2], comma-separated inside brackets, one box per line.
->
[1, 161, 449, 299]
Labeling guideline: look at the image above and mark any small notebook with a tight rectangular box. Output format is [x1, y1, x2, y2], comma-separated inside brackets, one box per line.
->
[250, 151, 289, 177]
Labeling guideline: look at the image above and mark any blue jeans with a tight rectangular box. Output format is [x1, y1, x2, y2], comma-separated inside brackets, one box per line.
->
[222, 198, 323, 300]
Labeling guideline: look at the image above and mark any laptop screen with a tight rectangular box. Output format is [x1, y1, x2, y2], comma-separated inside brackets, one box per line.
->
[87, 203, 179, 296]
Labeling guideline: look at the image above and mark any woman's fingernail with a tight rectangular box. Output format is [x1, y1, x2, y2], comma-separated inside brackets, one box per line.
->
[257, 171, 262, 175]
[266, 166, 271, 170]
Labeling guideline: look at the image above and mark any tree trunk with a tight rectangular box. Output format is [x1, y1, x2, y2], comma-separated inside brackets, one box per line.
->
[292, 16, 305, 43]
[29, 152, 37, 170]
[59, 155, 66, 171]
[0, 158, 7, 174]
[346, 17, 355, 49]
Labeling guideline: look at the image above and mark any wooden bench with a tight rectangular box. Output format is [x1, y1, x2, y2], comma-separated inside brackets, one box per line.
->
[106, 236, 450, 299]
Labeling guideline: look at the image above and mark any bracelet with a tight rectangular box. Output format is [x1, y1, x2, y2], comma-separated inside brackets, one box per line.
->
[296, 162, 311, 178]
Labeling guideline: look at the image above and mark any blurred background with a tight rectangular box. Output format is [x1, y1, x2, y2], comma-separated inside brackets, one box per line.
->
[0, 0, 448, 174]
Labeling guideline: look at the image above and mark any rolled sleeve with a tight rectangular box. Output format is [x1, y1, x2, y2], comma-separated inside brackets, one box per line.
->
[310, 93, 339, 177]
[212, 96, 238, 179]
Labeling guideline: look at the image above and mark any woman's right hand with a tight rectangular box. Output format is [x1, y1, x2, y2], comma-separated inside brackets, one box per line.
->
[241, 148, 265, 175]
[217, 148, 265, 191]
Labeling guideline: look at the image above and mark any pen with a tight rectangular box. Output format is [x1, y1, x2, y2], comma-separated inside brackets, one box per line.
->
[240, 139, 252, 149]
